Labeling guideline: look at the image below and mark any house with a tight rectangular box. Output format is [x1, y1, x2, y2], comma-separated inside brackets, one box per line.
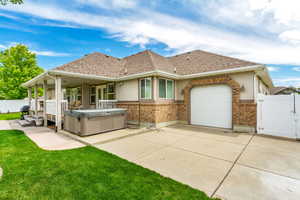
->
[270, 86, 299, 95]
[22, 50, 273, 133]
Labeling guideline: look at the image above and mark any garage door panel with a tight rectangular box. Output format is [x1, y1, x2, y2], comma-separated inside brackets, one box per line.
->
[191, 85, 232, 129]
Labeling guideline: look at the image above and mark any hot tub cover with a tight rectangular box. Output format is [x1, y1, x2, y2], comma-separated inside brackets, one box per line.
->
[64, 108, 127, 118]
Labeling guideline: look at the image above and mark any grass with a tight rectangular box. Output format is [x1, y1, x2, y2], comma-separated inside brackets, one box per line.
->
[0, 112, 21, 120]
[0, 130, 218, 200]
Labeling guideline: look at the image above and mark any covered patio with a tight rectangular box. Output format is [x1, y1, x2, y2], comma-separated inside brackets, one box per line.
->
[23, 70, 117, 131]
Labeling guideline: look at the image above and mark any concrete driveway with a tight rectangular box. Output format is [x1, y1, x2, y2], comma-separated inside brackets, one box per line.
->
[94, 124, 300, 200]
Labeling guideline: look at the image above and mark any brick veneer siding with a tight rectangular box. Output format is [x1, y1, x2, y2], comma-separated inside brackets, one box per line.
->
[237, 101, 257, 127]
[117, 101, 181, 124]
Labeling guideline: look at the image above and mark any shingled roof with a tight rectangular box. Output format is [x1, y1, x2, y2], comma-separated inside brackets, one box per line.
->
[168, 50, 257, 75]
[54, 52, 123, 78]
[54, 49, 258, 78]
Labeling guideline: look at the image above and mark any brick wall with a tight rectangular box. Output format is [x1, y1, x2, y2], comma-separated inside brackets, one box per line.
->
[237, 101, 257, 127]
[117, 101, 181, 124]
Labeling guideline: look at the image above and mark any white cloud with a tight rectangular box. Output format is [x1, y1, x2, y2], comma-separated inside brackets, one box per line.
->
[0, 12, 20, 20]
[267, 66, 280, 72]
[293, 67, 300, 72]
[0, 42, 70, 56]
[279, 30, 300, 44]
[3, 1, 300, 65]
[32, 50, 71, 57]
[274, 77, 300, 87]
[75, 0, 137, 9]
[189, 0, 300, 32]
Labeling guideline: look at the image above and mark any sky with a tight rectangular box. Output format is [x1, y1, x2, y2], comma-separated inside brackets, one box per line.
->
[0, 0, 300, 87]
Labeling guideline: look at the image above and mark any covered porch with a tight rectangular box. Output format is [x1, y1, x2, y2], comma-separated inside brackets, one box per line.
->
[24, 71, 118, 131]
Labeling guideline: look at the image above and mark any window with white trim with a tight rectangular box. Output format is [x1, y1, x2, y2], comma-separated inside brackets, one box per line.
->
[159, 79, 174, 99]
[107, 83, 116, 100]
[140, 78, 152, 99]
[89, 86, 96, 104]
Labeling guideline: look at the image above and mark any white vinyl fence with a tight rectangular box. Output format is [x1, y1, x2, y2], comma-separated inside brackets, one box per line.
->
[0, 100, 30, 113]
[257, 94, 299, 139]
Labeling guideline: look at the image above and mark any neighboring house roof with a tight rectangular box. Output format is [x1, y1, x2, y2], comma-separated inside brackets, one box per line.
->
[54, 49, 258, 77]
[270, 86, 298, 95]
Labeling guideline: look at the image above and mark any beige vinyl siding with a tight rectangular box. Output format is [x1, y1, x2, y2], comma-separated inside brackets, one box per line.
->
[176, 80, 189, 101]
[116, 79, 139, 101]
[229, 72, 255, 100]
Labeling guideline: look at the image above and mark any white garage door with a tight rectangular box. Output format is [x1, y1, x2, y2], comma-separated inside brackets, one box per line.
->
[191, 85, 232, 129]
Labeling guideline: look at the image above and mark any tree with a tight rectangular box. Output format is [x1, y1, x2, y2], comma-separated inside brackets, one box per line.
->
[0, 44, 43, 99]
[0, 0, 23, 5]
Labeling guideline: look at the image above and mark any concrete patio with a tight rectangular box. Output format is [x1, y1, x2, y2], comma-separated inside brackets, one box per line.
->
[94, 124, 300, 200]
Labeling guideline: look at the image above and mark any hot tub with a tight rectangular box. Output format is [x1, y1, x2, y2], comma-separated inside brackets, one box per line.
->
[64, 108, 127, 136]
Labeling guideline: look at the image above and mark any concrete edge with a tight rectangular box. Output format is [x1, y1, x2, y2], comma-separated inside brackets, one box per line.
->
[59, 128, 156, 146]
[92, 128, 156, 145]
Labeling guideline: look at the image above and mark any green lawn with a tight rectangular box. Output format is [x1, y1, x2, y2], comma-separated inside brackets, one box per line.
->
[0, 112, 21, 120]
[0, 130, 218, 200]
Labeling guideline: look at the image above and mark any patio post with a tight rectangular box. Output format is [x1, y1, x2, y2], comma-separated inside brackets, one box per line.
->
[28, 87, 32, 109]
[34, 85, 38, 117]
[43, 80, 48, 127]
[55, 76, 62, 131]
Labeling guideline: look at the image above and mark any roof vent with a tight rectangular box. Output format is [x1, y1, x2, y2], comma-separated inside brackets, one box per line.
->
[186, 56, 191, 60]
[124, 68, 128, 74]
[174, 67, 177, 73]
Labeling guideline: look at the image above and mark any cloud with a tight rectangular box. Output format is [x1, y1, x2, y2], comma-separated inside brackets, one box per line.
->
[3, 1, 300, 65]
[186, 0, 300, 32]
[0, 12, 20, 20]
[293, 67, 300, 72]
[39, 22, 82, 29]
[31, 50, 71, 57]
[2, 0, 300, 69]
[279, 30, 300, 44]
[75, 0, 137, 9]
[267, 66, 280, 72]
[274, 77, 300, 87]
[0, 42, 70, 57]
[104, 48, 111, 52]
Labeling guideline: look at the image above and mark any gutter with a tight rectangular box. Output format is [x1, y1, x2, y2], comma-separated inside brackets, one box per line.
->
[22, 64, 272, 87]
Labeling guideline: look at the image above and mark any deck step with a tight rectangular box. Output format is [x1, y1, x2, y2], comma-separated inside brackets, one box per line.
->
[18, 120, 35, 127]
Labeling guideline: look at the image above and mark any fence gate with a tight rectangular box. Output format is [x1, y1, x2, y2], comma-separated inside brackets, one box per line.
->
[257, 94, 299, 139]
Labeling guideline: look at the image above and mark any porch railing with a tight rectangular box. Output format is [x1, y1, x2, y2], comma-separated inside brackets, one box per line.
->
[30, 99, 43, 111]
[45, 100, 68, 115]
[97, 100, 118, 109]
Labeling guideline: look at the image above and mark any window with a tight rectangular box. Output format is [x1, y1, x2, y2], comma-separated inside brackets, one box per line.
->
[65, 87, 82, 104]
[107, 83, 116, 100]
[159, 79, 174, 99]
[140, 78, 152, 99]
[90, 86, 96, 104]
